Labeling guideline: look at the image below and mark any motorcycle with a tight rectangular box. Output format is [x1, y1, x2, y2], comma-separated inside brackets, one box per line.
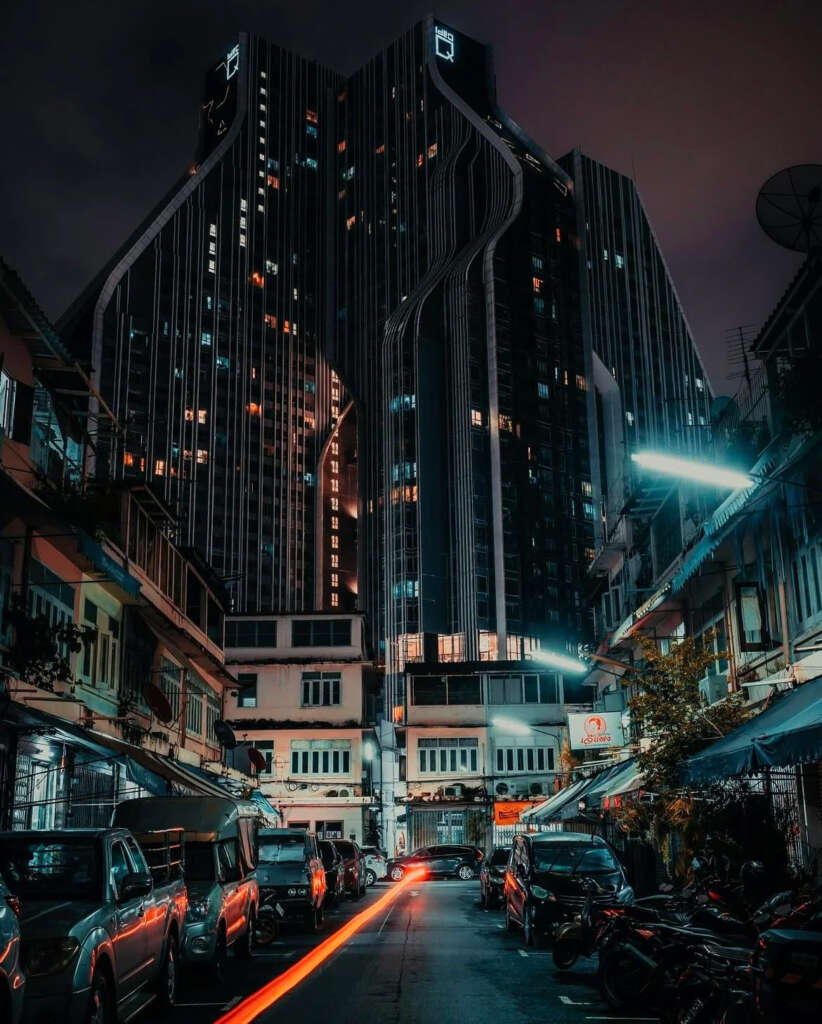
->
[553, 879, 617, 969]
[254, 890, 284, 946]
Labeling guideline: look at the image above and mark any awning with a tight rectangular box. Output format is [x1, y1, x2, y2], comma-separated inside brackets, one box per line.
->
[682, 675, 822, 784]
[250, 790, 280, 819]
[559, 762, 631, 820]
[520, 776, 591, 823]
[77, 531, 141, 598]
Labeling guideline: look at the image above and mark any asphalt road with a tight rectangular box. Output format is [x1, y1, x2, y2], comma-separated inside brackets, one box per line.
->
[171, 881, 657, 1024]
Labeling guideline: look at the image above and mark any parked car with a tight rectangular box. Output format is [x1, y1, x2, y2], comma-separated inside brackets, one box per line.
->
[0, 827, 187, 1023]
[319, 840, 346, 905]
[0, 874, 24, 1024]
[113, 796, 260, 974]
[479, 847, 511, 908]
[361, 846, 388, 886]
[504, 833, 633, 946]
[386, 845, 484, 882]
[333, 840, 366, 898]
[254, 828, 327, 941]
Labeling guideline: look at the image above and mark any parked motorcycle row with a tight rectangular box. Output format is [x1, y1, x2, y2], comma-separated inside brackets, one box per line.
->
[479, 833, 822, 1024]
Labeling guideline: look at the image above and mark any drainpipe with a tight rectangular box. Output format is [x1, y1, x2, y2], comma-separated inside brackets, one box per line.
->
[778, 580, 792, 667]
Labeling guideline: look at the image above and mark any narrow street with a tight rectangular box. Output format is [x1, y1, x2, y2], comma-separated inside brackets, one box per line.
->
[172, 882, 656, 1024]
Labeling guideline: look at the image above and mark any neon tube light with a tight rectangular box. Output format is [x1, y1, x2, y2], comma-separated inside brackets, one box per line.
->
[215, 869, 426, 1024]
[631, 451, 752, 490]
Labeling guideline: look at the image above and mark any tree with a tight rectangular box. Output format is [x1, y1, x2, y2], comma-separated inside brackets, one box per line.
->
[3, 594, 94, 691]
[629, 633, 747, 791]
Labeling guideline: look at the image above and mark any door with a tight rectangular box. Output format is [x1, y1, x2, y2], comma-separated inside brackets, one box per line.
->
[125, 836, 165, 971]
[110, 838, 148, 994]
[433, 846, 464, 876]
[217, 839, 245, 941]
[508, 839, 527, 924]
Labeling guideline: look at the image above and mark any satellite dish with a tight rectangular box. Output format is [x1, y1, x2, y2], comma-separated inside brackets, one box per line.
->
[756, 165, 822, 252]
[247, 747, 267, 773]
[143, 682, 173, 724]
[213, 719, 237, 750]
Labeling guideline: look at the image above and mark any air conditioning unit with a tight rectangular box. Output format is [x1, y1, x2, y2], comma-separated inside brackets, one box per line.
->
[443, 785, 464, 798]
[338, 788, 350, 798]
[699, 673, 729, 705]
[530, 783, 543, 796]
[326, 790, 339, 798]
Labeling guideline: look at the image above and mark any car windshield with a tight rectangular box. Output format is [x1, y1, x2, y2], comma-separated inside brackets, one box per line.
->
[258, 836, 306, 864]
[184, 842, 216, 881]
[0, 837, 101, 900]
[532, 843, 618, 874]
[490, 849, 510, 867]
[319, 844, 336, 867]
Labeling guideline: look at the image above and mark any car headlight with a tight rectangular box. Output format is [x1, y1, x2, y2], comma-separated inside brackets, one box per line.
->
[297, 888, 307, 896]
[287, 887, 297, 896]
[24, 937, 81, 977]
[187, 896, 211, 921]
[530, 885, 555, 901]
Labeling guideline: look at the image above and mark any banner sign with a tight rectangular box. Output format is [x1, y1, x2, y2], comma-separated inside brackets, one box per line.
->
[567, 711, 625, 750]
[493, 801, 542, 826]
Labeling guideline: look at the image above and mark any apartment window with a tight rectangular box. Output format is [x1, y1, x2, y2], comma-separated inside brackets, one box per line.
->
[225, 619, 277, 648]
[412, 675, 481, 706]
[331, 516, 339, 530]
[154, 459, 165, 476]
[301, 672, 341, 707]
[418, 737, 478, 774]
[292, 618, 351, 647]
[330, 572, 339, 587]
[532, 277, 543, 293]
[537, 382, 549, 400]
[531, 255, 544, 271]
[290, 740, 351, 776]
[471, 409, 483, 427]
[236, 672, 258, 709]
[534, 297, 545, 315]
[523, 673, 559, 703]
[253, 740, 273, 774]
[615, 253, 625, 269]
[198, 410, 207, 425]
[337, 139, 346, 152]
[316, 820, 344, 839]
[331, 497, 339, 511]
[495, 745, 554, 773]
[185, 678, 204, 736]
[331, 593, 339, 607]
[735, 581, 768, 651]
[488, 676, 524, 705]
[330, 553, 339, 568]
[427, 142, 438, 158]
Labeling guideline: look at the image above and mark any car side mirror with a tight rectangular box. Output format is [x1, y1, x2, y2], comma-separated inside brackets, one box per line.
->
[118, 871, 152, 901]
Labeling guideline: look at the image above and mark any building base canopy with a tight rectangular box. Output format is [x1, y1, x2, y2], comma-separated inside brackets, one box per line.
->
[682, 675, 822, 784]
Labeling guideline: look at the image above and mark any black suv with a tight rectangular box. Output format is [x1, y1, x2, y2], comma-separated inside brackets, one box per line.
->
[504, 833, 633, 946]
[479, 847, 511, 908]
[386, 845, 484, 882]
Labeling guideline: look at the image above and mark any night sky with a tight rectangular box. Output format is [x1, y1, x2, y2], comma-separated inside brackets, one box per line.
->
[2, 0, 819, 391]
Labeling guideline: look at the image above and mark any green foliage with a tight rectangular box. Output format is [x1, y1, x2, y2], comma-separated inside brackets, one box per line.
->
[3, 594, 93, 691]
[775, 348, 822, 435]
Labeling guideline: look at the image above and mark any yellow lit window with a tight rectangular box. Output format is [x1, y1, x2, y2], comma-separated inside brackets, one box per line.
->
[267, 175, 279, 189]
[331, 592, 339, 607]
[331, 573, 339, 587]
[198, 410, 207, 424]
[331, 497, 339, 511]
[264, 313, 277, 328]
[306, 109, 318, 123]
[196, 449, 208, 464]
[428, 142, 438, 158]
[346, 215, 356, 230]
[154, 459, 165, 476]
[471, 409, 483, 427]
[185, 409, 194, 421]
[404, 484, 418, 502]
[331, 479, 339, 493]
[576, 374, 587, 391]
[331, 516, 339, 530]
[331, 553, 339, 568]
[331, 460, 339, 473]
[331, 535, 339, 548]
[499, 414, 513, 432]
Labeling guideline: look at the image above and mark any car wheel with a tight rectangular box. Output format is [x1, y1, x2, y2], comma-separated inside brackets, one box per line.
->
[365, 868, 377, 887]
[85, 970, 112, 1024]
[390, 865, 405, 882]
[505, 901, 516, 932]
[213, 926, 228, 983]
[457, 864, 474, 881]
[236, 907, 255, 959]
[155, 933, 178, 1010]
[254, 910, 278, 946]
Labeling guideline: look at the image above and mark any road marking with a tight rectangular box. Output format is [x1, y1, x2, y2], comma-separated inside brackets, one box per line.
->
[409, 890, 420, 897]
[518, 949, 529, 958]
[560, 996, 592, 1006]
[377, 903, 396, 936]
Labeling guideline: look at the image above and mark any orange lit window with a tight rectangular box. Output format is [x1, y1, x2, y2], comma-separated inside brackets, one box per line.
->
[555, 227, 562, 243]
[375, 143, 385, 154]
[306, 109, 318, 124]
[264, 313, 277, 328]
[404, 484, 418, 502]
[247, 403, 261, 416]
[331, 592, 339, 607]
[250, 271, 264, 288]
[304, 414, 315, 428]
[331, 553, 339, 568]
[417, 153, 424, 168]
[532, 277, 543, 293]
[346, 215, 356, 230]
[267, 175, 279, 189]
[331, 479, 339, 493]
[283, 321, 290, 333]
[331, 573, 339, 587]
[331, 516, 339, 530]
[331, 497, 339, 511]
[471, 409, 483, 427]
[139, 457, 145, 472]
[183, 449, 192, 460]
[185, 408, 194, 422]
[428, 142, 438, 158]
[576, 374, 588, 391]
[331, 535, 339, 548]
[123, 452, 135, 467]
[338, 188, 346, 199]
[196, 449, 208, 464]
[154, 459, 165, 476]
[499, 414, 513, 432]
[198, 410, 207, 424]
[337, 140, 346, 153]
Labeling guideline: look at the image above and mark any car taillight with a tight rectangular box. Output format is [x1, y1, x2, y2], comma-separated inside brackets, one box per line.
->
[5, 894, 21, 918]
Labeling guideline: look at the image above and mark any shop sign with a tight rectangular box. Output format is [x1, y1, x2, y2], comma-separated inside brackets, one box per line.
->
[567, 711, 625, 750]
[493, 800, 542, 826]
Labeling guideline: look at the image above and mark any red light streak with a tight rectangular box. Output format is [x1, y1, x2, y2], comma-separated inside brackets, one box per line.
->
[214, 870, 425, 1024]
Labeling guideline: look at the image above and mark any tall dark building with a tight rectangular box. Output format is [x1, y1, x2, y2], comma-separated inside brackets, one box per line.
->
[60, 39, 347, 614]
[332, 21, 594, 713]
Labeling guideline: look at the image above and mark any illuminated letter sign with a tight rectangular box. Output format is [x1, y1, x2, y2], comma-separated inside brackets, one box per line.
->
[435, 26, 455, 63]
[223, 43, 240, 81]
[567, 711, 626, 750]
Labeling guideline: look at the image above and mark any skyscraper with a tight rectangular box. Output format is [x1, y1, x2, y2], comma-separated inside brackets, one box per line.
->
[332, 22, 594, 714]
[59, 39, 347, 614]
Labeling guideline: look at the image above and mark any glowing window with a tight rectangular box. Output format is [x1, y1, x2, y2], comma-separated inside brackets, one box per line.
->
[331, 593, 339, 607]
[154, 459, 165, 476]
[196, 449, 208, 465]
[555, 227, 562, 243]
[532, 277, 543, 293]
[331, 554, 339, 568]
[185, 409, 194, 421]
[337, 140, 346, 153]
[499, 414, 513, 432]
[331, 497, 339, 511]
[331, 516, 339, 530]
[471, 409, 483, 426]
[331, 535, 339, 548]
[346, 215, 356, 230]
[306, 109, 318, 123]
[428, 142, 438, 158]
[264, 314, 277, 328]
[331, 573, 339, 588]
[198, 410, 207, 424]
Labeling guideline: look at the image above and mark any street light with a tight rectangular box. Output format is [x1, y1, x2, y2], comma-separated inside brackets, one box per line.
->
[631, 450, 752, 491]
[532, 649, 589, 674]
[491, 716, 556, 738]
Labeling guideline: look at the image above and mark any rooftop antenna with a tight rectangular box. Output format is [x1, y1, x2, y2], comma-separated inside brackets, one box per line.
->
[756, 164, 822, 253]
[724, 325, 759, 392]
